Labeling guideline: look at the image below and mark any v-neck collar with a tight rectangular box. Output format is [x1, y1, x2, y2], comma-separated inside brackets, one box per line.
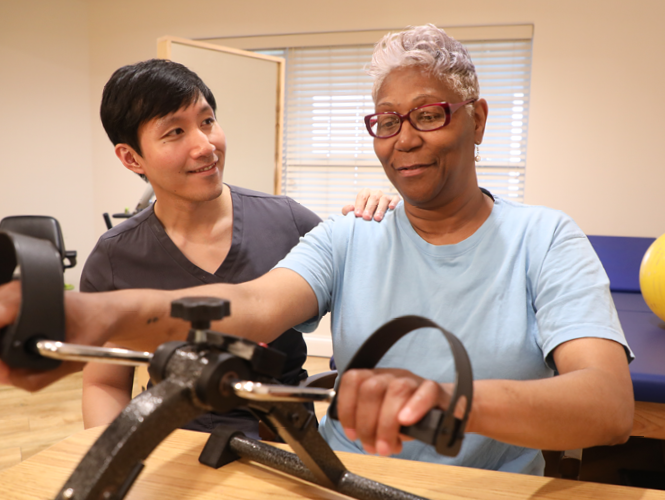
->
[146, 185, 241, 283]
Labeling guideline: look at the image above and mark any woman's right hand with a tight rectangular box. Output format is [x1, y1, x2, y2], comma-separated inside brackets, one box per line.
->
[0, 282, 99, 391]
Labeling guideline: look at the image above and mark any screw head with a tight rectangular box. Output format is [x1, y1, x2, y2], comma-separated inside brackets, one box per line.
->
[170, 297, 230, 328]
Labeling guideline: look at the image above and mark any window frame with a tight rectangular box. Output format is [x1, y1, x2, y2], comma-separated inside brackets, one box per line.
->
[201, 25, 534, 219]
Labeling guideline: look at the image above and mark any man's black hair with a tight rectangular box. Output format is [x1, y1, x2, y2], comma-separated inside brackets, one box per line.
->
[100, 59, 217, 158]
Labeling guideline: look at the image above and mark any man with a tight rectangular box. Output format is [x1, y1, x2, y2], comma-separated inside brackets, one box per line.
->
[80, 59, 397, 435]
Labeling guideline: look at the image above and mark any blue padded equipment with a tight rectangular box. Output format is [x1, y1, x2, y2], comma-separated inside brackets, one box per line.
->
[588, 235, 665, 404]
[587, 235, 654, 292]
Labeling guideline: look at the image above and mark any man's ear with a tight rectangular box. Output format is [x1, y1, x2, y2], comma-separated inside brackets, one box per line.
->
[473, 98, 489, 145]
[115, 144, 145, 175]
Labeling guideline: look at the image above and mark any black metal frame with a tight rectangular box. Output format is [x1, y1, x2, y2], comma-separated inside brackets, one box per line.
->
[0, 220, 475, 500]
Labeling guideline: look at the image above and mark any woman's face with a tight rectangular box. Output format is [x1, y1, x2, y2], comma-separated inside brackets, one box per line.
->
[373, 67, 486, 211]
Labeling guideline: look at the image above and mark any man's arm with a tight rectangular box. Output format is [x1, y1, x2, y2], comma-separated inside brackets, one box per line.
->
[79, 238, 137, 427]
[82, 353, 134, 428]
[0, 268, 319, 390]
[336, 337, 633, 456]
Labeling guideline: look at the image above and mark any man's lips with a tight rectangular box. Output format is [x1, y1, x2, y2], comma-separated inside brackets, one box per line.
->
[189, 161, 217, 174]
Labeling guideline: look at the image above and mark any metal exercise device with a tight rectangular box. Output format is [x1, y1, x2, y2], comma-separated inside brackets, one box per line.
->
[0, 221, 474, 500]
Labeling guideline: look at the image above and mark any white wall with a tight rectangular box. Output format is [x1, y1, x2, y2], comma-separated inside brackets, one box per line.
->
[0, 0, 94, 288]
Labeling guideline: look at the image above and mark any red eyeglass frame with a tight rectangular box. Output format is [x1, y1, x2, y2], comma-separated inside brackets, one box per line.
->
[364, 99, 477, 138]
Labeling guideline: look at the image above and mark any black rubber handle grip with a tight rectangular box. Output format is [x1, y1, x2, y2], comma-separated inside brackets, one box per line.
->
[329, 316, 473, 457]
[0, 231, 65, 370]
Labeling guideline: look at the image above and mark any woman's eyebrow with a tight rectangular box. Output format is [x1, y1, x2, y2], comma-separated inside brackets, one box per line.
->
[376, 93, 442, 108]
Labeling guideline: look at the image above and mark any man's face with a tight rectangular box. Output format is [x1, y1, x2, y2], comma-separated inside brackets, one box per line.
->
[129, 96, 227, 204]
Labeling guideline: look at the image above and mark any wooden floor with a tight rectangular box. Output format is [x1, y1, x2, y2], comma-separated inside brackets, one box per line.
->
[0, 356, 332, 473]
[0, 372, 84, 471]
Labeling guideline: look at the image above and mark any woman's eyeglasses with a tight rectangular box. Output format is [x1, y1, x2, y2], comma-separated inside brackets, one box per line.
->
[364, 99, 477, 139]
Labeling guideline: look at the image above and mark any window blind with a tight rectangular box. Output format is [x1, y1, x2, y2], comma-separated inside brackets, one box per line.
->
[260, 39, 531, 219]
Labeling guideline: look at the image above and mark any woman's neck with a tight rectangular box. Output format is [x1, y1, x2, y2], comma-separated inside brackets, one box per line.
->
[404, 188, 494, 246]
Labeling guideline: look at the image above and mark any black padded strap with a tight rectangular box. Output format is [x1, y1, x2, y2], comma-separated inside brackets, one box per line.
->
[0, 231, 65, 370]
[330, 315, 473, 456]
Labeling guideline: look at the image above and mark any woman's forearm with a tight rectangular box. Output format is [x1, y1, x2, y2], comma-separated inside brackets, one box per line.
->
[467, 368, 633, 450]
[89, 269, 318, 352]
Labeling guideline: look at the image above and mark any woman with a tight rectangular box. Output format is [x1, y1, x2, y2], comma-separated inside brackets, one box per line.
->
[321, 24, 634, 474]
[0, 25, 634, 477]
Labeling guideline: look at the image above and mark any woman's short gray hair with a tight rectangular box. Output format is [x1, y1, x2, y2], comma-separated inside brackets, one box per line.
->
[368, 24, 479, 102]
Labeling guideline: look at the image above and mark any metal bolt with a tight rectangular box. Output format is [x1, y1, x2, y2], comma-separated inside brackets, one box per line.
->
[62, 488, 75, 499]
[12, 340, 21, 348]
[193, 329, 207, 343]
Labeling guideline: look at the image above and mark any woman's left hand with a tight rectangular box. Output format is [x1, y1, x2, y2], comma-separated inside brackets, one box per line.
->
[336, 368, 457, 456]
[342, 189, 400, 221]
[337, 337, 634, 457]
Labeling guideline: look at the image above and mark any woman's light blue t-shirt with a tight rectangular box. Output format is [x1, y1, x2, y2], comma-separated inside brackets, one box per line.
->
[275, 196, 631, 474]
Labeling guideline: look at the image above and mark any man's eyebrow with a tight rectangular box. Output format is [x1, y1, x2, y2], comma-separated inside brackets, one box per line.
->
[196, 102, 214, 115]
[154, 114, 183, 130]
[153, 101, 215, 131]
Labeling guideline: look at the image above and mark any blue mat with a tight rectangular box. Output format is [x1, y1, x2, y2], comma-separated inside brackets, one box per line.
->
[615, 305, 665, 403]
[588, 235, 664, 404]
[587, 235, 655, 292]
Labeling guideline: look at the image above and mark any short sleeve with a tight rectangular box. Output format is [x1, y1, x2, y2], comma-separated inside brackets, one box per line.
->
[79, 239, 115, 292]
[274, 218, 337, 332]
[287, 198, 322, 237]
[533, 218, 633, 368]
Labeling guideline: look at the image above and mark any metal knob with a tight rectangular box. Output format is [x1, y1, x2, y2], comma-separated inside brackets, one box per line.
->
[170, 297, 231, 331]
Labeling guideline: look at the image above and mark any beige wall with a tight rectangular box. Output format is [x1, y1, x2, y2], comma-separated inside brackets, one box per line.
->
[0, 0, 94, 288]
[1, 0, 663, 291]
[85, 0, 665, 238]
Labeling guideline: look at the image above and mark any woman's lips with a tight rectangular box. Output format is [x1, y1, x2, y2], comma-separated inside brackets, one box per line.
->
[395, 163, 431, 176]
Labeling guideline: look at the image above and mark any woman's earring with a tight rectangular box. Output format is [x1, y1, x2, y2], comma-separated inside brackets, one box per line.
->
[474, 145, 481, 162]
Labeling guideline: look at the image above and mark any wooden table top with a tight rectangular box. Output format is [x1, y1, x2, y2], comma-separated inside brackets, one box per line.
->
[633, 401, 665, 440]
[1, 427, 664, 500]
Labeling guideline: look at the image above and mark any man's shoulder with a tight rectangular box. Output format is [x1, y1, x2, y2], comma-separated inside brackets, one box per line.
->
[228, 184, 322, 233]
[97, 206, 154, 243]
[229, 184, 303, 209]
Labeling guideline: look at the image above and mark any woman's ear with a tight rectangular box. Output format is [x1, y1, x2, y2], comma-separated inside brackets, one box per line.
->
[115, 144, 145, 176]
[473, 98, 489, 145]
